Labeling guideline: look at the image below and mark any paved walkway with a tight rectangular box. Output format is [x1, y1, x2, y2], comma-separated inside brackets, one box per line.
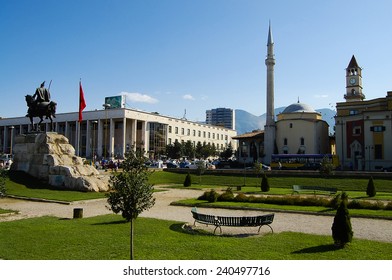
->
[1, 187, 391, 242]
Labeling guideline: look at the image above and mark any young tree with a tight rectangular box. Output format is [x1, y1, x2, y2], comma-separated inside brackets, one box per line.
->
[106, 148, 155, 260]
[331, 192, 353, 247]
[196, 161, 206, 184]
[366, 176, 376, 197]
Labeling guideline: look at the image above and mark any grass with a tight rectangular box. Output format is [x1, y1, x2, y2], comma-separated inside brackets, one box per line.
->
[1, 215, 391, 260]
[173, 198, 392, 218]
[151, 171, 392, 194]
[5, 171, 106, 202]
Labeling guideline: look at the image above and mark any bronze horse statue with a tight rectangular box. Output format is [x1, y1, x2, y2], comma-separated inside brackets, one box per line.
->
[25, 94, 57, 131]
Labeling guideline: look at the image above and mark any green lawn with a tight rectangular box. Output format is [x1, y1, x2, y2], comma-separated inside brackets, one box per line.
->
[172, 198, 392, 218]
[1, 215, 391, 260]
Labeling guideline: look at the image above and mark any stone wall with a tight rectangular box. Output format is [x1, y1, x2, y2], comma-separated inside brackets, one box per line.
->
[11, 132, 109, 192]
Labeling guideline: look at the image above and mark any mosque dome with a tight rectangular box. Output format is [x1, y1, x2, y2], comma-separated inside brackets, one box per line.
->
[282, 102, 316, 114]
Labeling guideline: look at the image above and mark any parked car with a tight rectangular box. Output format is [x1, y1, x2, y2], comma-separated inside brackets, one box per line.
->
[166, 162, 178, 168]
[0, 154, 12, 170]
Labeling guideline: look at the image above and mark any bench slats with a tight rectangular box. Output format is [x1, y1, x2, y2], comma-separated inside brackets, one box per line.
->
[191, 208, 274, 234]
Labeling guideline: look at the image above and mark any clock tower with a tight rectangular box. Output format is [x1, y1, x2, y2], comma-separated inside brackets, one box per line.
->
[345, 55, 365, 101]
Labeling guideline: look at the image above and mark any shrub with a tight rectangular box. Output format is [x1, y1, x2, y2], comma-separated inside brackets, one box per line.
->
[206, 189, 219, 202]
[183, 173, 192, 187]
[198, 189, 219, 202]
[328, 193, 341, 209]
[366, 176, 376, 197]
[260, 173, 270, 192]
[331, 192, 353, 247]
[234, 193, 249, 202]
[218, 188, 234, 202]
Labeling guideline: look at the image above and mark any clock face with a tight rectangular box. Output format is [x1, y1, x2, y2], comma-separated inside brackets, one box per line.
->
[349, 78, 356, 85]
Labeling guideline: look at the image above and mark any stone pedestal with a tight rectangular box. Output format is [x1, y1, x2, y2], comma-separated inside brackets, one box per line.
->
[11, 132, 109, 192]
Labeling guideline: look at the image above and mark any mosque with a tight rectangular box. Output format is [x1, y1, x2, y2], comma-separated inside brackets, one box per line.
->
[234, 24, 330, 165]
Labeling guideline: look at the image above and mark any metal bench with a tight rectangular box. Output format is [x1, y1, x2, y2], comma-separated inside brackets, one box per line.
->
[292, 185, 337, 195]
[191, 208, 274, 235]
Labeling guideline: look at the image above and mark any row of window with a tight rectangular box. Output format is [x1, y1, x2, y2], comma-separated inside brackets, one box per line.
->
[168, 126, 228, 141]
[352, 126, 386, 136]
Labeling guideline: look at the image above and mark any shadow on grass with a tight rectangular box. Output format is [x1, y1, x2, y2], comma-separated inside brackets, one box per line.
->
[292, 244, 339, 255]
[9, 171, 56, 190]
[169, 222, 262, 238]
[92, 219, 129, 226]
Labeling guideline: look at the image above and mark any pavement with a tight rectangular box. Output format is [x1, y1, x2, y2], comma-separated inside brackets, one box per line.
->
[1, 187, 391, 242]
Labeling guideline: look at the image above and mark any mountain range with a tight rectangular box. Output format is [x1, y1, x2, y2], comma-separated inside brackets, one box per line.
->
[235, 107, 336, 135]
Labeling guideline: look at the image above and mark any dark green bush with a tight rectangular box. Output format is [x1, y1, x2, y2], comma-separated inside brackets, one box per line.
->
[261, 173, 270, 192]
[218, 188, 234, 202]
[183, 173, 192, 187]
[332, 192, 353, 247]
[207, 189, 219, 202]
[234, 193, 248, 202]
[198, 189, 219, 202]
[366, 176, 376, 197]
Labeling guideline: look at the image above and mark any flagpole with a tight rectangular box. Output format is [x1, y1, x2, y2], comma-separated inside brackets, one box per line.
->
[76, 79, 81, 156]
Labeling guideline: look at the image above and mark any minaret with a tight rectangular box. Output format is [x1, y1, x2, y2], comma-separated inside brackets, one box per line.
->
[264, 22, 276, 164]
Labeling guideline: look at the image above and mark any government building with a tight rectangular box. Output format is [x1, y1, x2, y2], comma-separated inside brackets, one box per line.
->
[0, 99, 237, 160]
[335, 56, 392, 171]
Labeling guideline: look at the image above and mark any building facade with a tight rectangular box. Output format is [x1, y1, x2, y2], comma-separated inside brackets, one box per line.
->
[335, 56, 392, 170]
[0, 107, 237, 160]
[276, 102, 330, 154]
[205, 108, 235, 130]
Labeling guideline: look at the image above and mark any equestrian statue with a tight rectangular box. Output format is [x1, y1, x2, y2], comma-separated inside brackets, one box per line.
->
[25, 81, 57, 131]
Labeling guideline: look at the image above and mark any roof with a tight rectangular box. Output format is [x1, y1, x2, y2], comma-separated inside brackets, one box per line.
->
[282, 102, 316, 113]
[232, 130, 264, 140]
[347, 55, 359, 68]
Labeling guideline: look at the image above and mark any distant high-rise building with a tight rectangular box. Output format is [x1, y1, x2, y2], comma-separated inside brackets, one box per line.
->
[206, 108, 235, 130]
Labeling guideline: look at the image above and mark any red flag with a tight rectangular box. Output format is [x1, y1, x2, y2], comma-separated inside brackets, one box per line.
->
[79, 81, 86, 122]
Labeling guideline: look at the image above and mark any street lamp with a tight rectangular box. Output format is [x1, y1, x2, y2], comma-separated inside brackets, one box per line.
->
[102, 104, 111, 158]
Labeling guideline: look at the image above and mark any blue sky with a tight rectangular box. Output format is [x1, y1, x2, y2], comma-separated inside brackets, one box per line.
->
[1, 0, 391, 121]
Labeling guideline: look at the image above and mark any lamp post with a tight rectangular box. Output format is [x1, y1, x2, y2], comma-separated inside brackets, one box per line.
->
[103, 104, 111, 159]
[365, 145, 373, 171]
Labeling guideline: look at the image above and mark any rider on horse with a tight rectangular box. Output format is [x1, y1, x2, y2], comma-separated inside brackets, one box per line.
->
[27, 81, 55, 118]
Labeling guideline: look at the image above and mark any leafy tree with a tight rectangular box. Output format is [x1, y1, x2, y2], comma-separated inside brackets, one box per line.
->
[366, 176, 376, 197]
[183, 173, 192, 187]
[261, 173, 270, 192]
[183, 140, 195, 158]
[220, 143, 234, 159]
[331, 192, 353, 247]
[166, 140, 182, 159]
[0, 169, 6, 198]
[106, 148, 155, 260]
[320, 155, 334, 178]
[253, 162, 263, 178]
[195, 141, 203, 159]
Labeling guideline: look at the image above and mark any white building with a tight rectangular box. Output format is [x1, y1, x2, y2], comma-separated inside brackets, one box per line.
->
[0, 107, 237, 159]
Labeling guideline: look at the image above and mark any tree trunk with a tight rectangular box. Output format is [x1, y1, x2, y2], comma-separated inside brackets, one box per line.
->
[130, 219, 134, 260]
